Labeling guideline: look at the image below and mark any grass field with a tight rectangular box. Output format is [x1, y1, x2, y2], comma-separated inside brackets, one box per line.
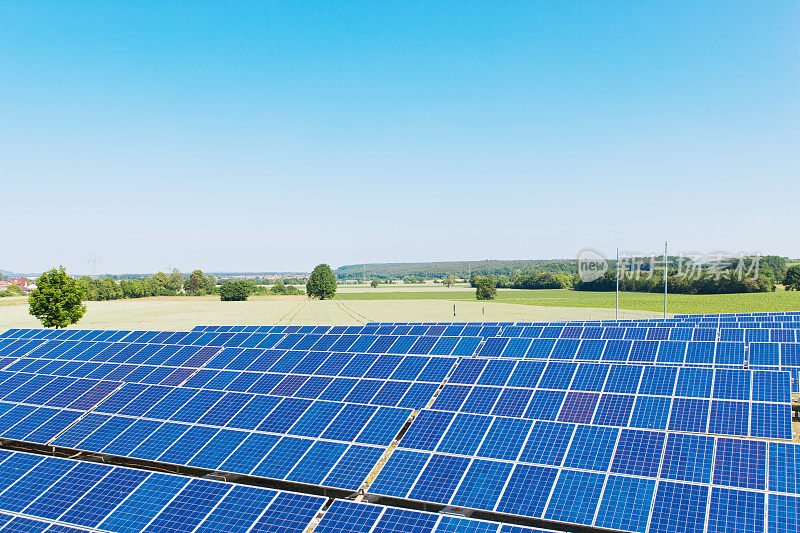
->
[1, 286, 796, 330]
[0, 295, 660, 330]
[335, 287, 800, 314]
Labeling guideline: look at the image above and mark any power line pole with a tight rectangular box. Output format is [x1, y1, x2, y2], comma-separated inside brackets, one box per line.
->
[664, 241, 668, 318]
[615, 246, 620, 321]
[87, 252, 104, 277]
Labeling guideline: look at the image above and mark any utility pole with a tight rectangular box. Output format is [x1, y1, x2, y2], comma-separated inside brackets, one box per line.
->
[664, 241, 668, 318]
[616, 246, 620, 321]
[87, 252, 104, 277]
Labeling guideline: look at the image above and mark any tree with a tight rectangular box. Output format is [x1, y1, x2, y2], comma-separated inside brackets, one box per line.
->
[306, 264, 337, 299]
[28, 266, 87, 328]
[785, 265, 800, 291]
[442, 275, 456, 288]
[184, 270, 215, 295]
[370, 278, 380, 288]
[219, 280, 252, 301]
[475, 276, 497, 300]
[167, 269, 183, 293]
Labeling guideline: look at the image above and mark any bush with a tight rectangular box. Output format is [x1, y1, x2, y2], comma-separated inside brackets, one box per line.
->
[219, 280, 252, 301]
[475, 276, 497, 300]
[0, 285, 24, 297]
[515, 271, 573, 289]
[270, 281, 302, 295]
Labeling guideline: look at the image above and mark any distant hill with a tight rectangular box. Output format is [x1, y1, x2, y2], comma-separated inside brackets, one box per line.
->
[0, 268, 19, 277]
[335, 259, 577, 280]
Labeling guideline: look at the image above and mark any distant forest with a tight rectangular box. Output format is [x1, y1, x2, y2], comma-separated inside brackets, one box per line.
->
[335, 259, 577, 280]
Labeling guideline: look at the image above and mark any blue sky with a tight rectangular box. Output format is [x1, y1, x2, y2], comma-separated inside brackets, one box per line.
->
[2, 1, 798, 274]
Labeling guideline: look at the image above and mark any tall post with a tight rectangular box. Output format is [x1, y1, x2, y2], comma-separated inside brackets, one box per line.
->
[664, 241, 668, 318]
[615, 247, 620, 321]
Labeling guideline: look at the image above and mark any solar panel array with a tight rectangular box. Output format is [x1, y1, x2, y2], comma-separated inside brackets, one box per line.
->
[0, 313, 798, 533]
[429, 361, 791, 438]
[0, 448, 327, 533]
[370, 421, 800, 530]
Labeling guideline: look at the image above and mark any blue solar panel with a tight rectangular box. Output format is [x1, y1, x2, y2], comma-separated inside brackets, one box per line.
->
[476, 417, 531, 461]
[603, 365, 642, 394]
[713, 438, 766, 490]
[407, 453, 470, 503]
[436, 413, 493, 456]
[563, 425, 618, 471]
[769, 494, 800, 533]
[543, 470, 604, 525]
[523, 389, 565, 420]
[610, 429, 664, 477]
[594, 475, 655, 533]
[461, 386, 501, 414]
[649, 481, 709, 533]
[769, 442, 800, 494]
[286, 440, 348, 485]
[570, 363, 609, 391]
[495, 464, 557, 518]
[592, 393, 634, 426]
[675, 367, 713, 398]
[450, 458, 513, 511]
[707, 487, 765, 533]
[709, 400, 750, 436]
[369, 450, 430, 498]
[668, 398, 709, 433]
[477, 359, 516, 386]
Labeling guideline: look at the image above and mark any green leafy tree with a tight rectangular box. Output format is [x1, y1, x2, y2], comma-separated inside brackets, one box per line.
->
[151, 271, 170, 295]
[28, 266, 87, 328]
[167, 269, 183, 292]
[785, 265, 800, 291]
[306, 264, 337, 299]
[219, 280, 252, 301]
[442, 275, 456, 288]
[370, 278, 380, 288]
[184, 270, 215, 295]
[475, 276, 497, 300]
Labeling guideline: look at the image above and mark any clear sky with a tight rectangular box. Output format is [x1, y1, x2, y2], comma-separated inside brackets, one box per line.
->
[2, 1, 798, 274]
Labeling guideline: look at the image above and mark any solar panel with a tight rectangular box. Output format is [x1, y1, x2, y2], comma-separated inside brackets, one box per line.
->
[0, 449, 326, 533]
[1, 322, 796, 533]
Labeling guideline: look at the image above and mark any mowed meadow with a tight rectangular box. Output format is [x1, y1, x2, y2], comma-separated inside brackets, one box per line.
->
[336, 285, 800, 314]
[0, 293, 659, 329]
[2, 284, 798, 329]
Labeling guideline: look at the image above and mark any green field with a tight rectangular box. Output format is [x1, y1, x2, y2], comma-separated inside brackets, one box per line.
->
[334, 287, 800, 315]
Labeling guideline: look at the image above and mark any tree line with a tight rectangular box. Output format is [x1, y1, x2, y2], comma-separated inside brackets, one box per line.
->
[335, 259, 577, 280]
[81, 269, 216, 300]
[574, 269, 778, 294]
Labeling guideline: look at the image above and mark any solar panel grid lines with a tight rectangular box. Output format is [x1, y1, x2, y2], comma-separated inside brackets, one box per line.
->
[401, 364, 792, 439]
[21, 383, 412, 492]
[1, 320, 797, 533]
[0, 449, 328, 533]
